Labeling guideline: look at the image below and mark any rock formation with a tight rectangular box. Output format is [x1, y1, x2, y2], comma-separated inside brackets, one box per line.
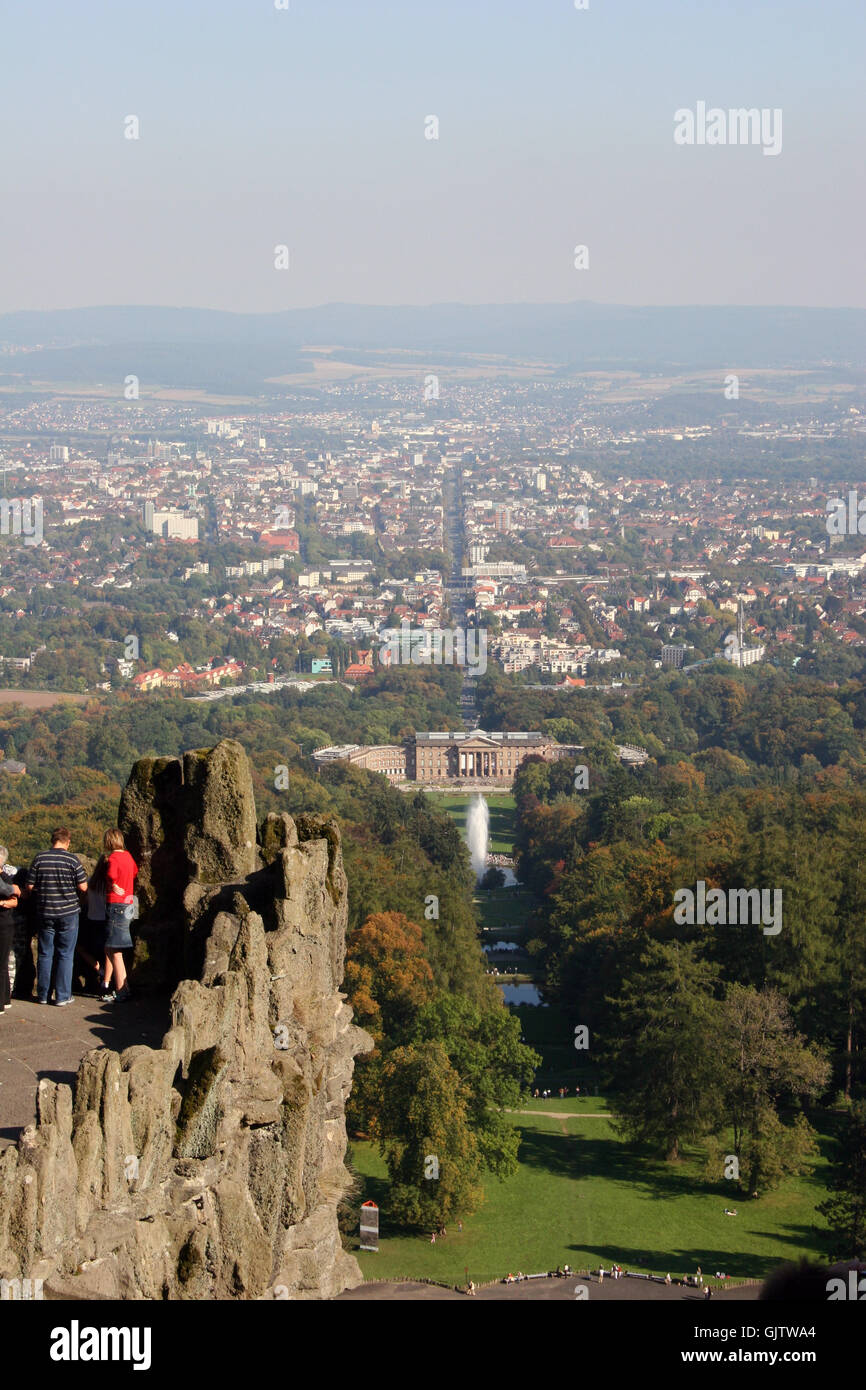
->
[0, 740, 372, 1300]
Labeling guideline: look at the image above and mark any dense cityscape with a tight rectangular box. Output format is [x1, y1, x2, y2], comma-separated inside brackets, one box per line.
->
[1, 381, 866, 725]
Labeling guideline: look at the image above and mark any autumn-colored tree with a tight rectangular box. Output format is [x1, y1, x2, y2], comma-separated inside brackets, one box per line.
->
[344, 911, 434, 1044]
[658, 760, 706, 797]
[345, 911, 436, 1138]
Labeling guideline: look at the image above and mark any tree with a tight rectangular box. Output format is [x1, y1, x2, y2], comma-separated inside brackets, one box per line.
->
[377, 1042, 483, 1228]
[818, 1102, 866, 1259]
[606, 940, 723, 1160]
[831, 838, 866, 1097]
[344, 911, 434, 1043]
[720, 985, 830, 1194]
[410, 993, 540, 1178]
[480, 866, 505, 890]
[344, 910, 436, 1136]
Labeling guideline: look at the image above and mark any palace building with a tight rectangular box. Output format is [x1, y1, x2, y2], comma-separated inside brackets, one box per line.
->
[312, 730, 582, 786]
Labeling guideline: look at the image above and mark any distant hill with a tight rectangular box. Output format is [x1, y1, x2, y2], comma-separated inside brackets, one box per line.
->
[1, 303, 864, 393]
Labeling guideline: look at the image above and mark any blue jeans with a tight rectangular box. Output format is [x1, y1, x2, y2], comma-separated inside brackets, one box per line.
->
[36, 913, 79, 1003]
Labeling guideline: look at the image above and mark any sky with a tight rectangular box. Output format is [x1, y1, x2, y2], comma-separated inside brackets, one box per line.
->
[1, 0, 863, 312]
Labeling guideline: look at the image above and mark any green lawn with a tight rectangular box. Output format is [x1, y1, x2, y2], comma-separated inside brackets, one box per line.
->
[426, 790, 517, 855]
[351, 1112, 837, 1287]
[513, 1097, 611, 1114]
[474, 890, 535, 935]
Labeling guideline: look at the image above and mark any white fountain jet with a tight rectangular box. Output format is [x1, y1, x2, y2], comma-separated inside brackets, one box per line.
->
[466, 794, 490, 883]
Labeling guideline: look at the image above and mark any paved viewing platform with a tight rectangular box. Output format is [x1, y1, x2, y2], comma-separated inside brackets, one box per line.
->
[0, 993, 170, 1150]
[338, 1276, 759, 1301]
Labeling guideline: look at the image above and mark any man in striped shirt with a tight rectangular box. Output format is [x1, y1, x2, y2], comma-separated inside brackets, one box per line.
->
[26, 827, 88, 1006]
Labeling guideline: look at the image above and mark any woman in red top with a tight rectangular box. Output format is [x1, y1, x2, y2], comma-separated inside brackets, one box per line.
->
[103, 828, 138, 1003]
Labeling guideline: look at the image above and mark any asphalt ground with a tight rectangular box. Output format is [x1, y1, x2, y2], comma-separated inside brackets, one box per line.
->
[337, 1275, 759, 1301]
[0, 990, 169, 1149]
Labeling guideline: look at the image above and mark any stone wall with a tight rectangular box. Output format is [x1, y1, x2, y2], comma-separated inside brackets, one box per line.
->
[0, 740, 372, 1300]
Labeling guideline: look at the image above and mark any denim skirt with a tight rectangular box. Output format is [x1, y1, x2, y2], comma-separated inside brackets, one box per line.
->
[105, 902, 134, 951]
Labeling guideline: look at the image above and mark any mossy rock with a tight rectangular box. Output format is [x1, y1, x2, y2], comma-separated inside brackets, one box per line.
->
[259, 813, 298, 867]
[177, 1232, 204, 1285]
[294, 814, 343, 905]
[174, 1045, 228, 1160]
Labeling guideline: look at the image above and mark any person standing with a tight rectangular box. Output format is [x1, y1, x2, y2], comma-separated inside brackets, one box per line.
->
[6, 857, 35, 999]
[0, 846, 21, 1014]
[26, 828, 87, 1006]
[80, 853, 110, 995]
[102, 829, 138, 1003]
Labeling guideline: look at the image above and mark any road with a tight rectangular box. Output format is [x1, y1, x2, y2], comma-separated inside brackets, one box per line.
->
[442, 463, 479, 729]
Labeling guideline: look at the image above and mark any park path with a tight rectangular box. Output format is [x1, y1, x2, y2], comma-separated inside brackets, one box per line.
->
[507, 1109, 609, 1118]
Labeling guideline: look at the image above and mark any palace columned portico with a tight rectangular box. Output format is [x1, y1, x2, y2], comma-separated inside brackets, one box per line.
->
[412, 730, 559, 784]
[458, 747, 499, 778]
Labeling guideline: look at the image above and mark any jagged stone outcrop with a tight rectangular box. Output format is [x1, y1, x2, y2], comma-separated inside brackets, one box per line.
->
[0, 740, 372, 1300]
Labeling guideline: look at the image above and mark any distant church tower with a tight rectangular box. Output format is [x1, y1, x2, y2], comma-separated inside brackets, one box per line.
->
[722, 598, 766, 669]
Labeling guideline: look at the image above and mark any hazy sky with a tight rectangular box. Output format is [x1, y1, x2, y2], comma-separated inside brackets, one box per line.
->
[2, 0, 863, 312]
